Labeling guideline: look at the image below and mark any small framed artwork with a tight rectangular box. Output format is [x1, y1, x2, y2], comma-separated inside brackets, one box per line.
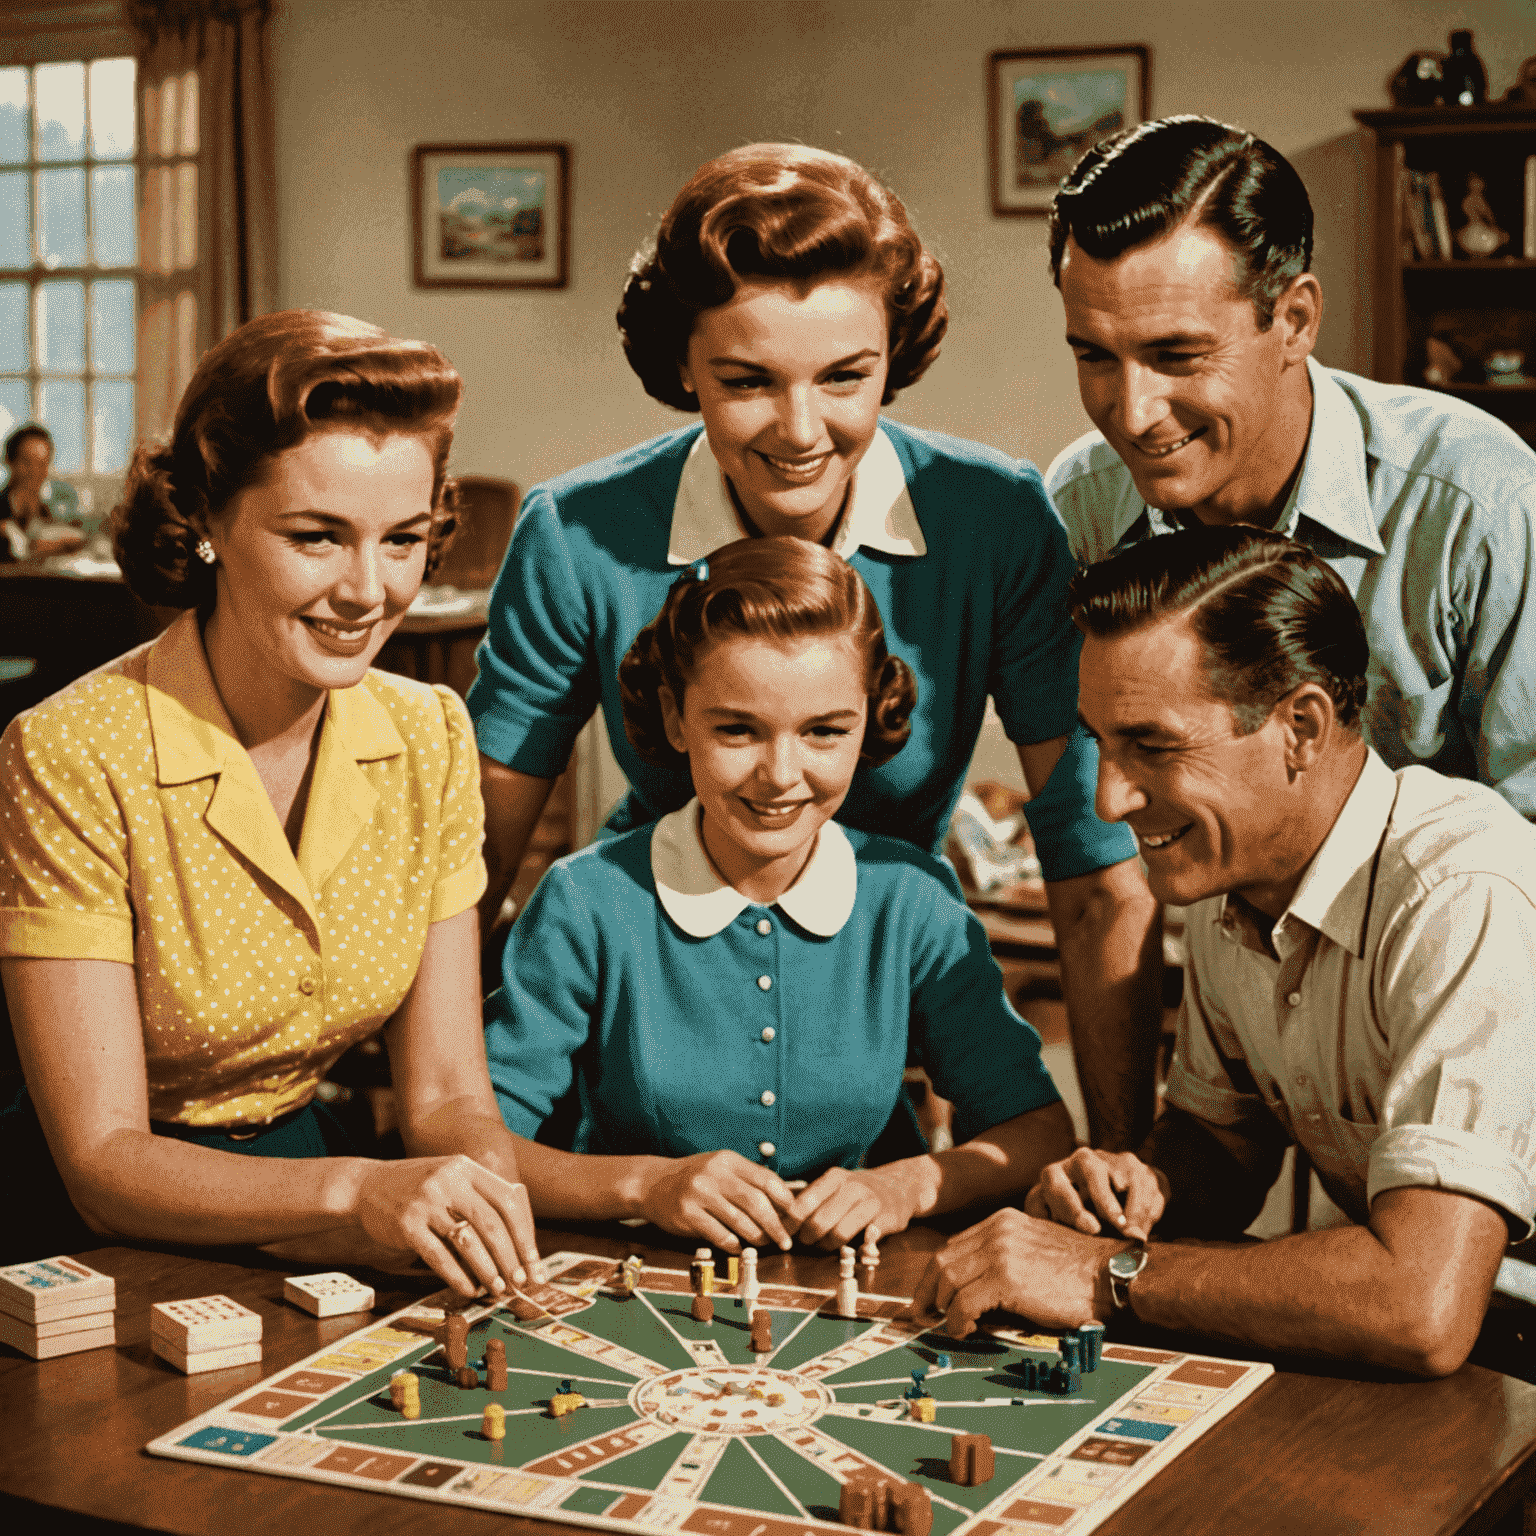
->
[989, 46, 1150, 217]
[411, 142, 571, 289]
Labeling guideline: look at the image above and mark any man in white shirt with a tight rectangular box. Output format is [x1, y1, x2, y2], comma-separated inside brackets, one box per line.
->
[1044, 115, 1536, 815]
[913, 526, 1536, 1377]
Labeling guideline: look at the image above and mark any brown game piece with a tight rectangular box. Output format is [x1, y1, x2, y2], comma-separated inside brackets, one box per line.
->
[839, 1474, 886, 1529]
[445, 1314, 469, 1371]
[455, 1364, 480, 1389]
[510, 1291, 548, 1322]
[750, 1308, 773, 1354]
[486, 1337, 508, 1391]
[948, 1433, 994, 1487]
[691, 1293, 714, 1324]
[890, 1481, 933, 1536]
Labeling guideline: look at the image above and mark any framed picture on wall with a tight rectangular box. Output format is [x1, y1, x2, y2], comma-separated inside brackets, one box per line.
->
[411, 142, 571, 288]
[989, 46, 1150, 217]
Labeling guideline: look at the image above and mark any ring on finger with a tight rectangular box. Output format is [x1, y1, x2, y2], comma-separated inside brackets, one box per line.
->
[448, 1218, 475, 1248]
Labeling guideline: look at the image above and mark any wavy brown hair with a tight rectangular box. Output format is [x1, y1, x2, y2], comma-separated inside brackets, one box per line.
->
[111, 309, 463, 608]
[618, 143, 947, 411]
[619, 536, 916, 771]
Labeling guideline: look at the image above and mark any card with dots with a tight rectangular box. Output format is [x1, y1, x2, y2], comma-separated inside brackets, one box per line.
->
[151, 1295, 263, 1353]
[283, 1272, 376, 1318]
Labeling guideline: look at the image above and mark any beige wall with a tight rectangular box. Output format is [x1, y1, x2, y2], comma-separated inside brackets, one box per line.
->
[273, 0, 1535, 485]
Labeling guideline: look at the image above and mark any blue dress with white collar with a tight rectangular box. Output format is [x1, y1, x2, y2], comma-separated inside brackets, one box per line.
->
[467, 419, 1133, 876]
[484, 804, 1062, 1177]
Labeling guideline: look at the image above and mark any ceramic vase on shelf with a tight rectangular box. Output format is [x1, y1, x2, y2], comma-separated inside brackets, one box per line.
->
[1442, 30, 1487, 107]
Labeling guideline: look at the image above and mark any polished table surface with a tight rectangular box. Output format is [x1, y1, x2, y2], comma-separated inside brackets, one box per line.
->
[3, 1226, 1535, 1536]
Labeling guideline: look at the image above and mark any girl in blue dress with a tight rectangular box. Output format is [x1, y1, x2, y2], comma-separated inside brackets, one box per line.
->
[486, 537, 1074, 1254]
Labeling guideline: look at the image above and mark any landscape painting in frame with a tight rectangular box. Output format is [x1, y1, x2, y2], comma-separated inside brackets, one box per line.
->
[989, 46, 1150, 215]
[412, 142, 570, 288]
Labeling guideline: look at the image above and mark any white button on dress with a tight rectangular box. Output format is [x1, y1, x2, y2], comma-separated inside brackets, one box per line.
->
[757, 975, 772, 991]
[759, 1141, 776, 1157]
[760, 1090, 776, 1107]
[756, 918, 773, 936]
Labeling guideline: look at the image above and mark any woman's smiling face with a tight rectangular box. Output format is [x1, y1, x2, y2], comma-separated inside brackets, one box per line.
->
[679, 277, 890, 545]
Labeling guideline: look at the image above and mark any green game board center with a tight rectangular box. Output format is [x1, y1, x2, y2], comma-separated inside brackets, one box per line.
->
[632, 1366, 830, 1435]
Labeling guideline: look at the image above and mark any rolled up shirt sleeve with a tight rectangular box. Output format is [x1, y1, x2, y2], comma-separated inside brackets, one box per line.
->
[1367, 872, 1536, 1235]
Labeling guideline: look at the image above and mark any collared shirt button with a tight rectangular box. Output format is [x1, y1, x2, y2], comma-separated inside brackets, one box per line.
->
[760, 1090, 776, 1107]
[298, 977, 316, 995]
[1286, 991, 1303, 1006]
[759, 1141, 776, 1157]
[757, 975, 772, 991]
[756, 918, 773, 936]
[761, 1027, 776, 1043]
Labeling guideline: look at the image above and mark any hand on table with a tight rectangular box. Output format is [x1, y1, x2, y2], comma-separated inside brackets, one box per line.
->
[907, 1207, 1128, 1338]
[787, 1166, 915, 1251]
[1024, 1147, 1168, 1241]
[352, 1154, 542, 1299]
[640, 1150, 798, 1253]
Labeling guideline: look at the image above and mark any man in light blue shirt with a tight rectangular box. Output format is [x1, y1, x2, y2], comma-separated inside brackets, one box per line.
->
[1044, 116, 1536, 814]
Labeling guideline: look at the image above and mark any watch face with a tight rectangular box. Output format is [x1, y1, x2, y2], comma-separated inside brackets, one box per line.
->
[1108, 1248, 1146, 1280]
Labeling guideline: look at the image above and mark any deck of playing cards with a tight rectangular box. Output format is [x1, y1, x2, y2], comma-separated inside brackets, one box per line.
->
[0, 1255, 117, 1359]
[282, 1271, 375, 1318]
[150, 1294, 262, 1374]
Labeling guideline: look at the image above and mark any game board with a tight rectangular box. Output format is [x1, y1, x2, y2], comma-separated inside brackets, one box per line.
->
[147, 1252, 1272, 1535]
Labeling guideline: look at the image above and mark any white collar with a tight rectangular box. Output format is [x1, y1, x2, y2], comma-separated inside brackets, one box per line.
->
[666, 425, 927, 565]
[650, 798, 858, 938]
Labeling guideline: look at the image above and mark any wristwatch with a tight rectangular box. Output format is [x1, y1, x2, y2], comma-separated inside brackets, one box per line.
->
[1106, 1244, 1149, 1312]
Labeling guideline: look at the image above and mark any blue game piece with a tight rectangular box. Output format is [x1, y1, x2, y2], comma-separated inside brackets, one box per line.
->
[558, 1379, 572, 1394]
[935, 1353, 951, 1371]
[1079, 1321, 1105, 1372]
[906, 1366, 928, 1399]
[1009, 1357, 1040, 1391]
[1058, 1333, 1083, 1372]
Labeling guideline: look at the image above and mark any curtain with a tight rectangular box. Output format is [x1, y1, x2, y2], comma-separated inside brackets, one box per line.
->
[127, 0, 276, 437]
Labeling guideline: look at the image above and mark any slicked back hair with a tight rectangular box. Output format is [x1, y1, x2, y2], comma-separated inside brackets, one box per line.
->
[1049, 116, 1313, 329]
[1068, 526, 1368, 733]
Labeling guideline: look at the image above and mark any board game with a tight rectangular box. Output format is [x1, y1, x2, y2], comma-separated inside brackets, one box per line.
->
[147, 1252, 1272, 1536]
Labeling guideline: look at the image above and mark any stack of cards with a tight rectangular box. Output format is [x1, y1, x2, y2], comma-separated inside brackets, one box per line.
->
[150, 1294, 262, 1375]
[282, 1271, 375, 1317]
[0, 1255, 117, 1360]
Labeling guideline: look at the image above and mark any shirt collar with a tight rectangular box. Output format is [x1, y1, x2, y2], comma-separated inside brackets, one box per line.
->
[650, 798, 858, 938]
[1265, 747, 1399, 958]
[666, 425, 926, 565]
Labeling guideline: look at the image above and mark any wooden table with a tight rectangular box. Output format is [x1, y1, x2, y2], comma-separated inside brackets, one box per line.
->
[3, 1227, 1535, 1536]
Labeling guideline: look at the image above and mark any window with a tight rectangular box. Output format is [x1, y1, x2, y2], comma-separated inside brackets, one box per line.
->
[0, 53, 198, 520]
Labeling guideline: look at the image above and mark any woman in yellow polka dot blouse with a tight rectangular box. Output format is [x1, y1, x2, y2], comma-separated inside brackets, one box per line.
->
[0, 310, 539, 1291]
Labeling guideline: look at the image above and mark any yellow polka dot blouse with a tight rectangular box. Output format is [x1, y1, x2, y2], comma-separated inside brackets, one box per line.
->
[0, 611, 487, 1126]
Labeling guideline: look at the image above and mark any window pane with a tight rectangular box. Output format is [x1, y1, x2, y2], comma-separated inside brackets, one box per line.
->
[37, 281, 85, 372]
[175, 290, 197, 398]
[0, 282, 25, 372]
[0, 379, 31, 438]
[36, 62, 85, 162]
[39, 378, 84, 472]
[175, 162, 196, 267]
[156, 164, 174, 273]
[88, 58, 135, 159]
[140, 81, 160, 158]
[0, 172, 27, 268]
[179, 71, 199, 155]
[40, 167, 86, 268]
[0, 67, 26, 164]
[157, 76, 177, 162]
[91, 280, 134, 374]
[92, 379, 133, 473]
[92, 165, 136, 267]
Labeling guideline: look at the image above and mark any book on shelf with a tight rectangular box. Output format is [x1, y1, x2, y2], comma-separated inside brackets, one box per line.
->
[1424, 172, 1453, 260]
[1525, 155, 1534, 260]
[1400, 164, 1434, 260]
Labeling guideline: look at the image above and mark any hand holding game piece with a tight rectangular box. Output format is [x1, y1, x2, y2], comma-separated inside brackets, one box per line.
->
[787, 1161, 912, 1249]
[351, 1154, 541, 1298]
[1023, 1147, 1168, 1241]
[638, 1148, 797, 1253]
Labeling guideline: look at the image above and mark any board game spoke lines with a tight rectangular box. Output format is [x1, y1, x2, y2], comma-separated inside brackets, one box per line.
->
[147, 1251, 1273, 1535]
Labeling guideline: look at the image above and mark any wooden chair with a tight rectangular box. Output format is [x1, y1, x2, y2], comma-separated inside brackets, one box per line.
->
[435, 475, 520, 590]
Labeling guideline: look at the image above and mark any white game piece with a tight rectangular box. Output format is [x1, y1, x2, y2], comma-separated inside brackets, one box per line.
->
[836, 1245, 859, 1319]
[0, 1310, 115, 1359]
[151, 1334, 263, 1374]
[0, 1255, 115, 1324]
[283, 1272, 376, 1318]
[860, 1233, 880, 1268]
[741, 1246, 760, 1309]
[151, 1295, 262, 1354]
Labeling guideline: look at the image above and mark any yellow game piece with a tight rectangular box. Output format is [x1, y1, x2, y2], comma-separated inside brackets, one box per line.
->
[909, 1396, 935, 1423]
[400, 1376, 421, 1420]
[727, 1256, 740, 1287]
[483, 1403, 506, 1440]
[550, 1388, 586, 1417]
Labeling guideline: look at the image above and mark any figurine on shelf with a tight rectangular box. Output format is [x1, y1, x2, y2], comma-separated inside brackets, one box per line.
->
[1456, 175, 1510, 258]
[1389, 52, 1445, 109]
[1485, 351, 1529, 388]
[1423, 336, 1461, 388]
[1441, 30, 1487, 107]
[1501, 56, 1536, 106]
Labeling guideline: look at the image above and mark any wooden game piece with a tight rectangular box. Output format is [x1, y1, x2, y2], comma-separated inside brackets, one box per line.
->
[445, 1314, 469, 1370]
[400, 1372, 421, 1420]
[389, 1371, 408, 1411]
[836, 1246, 858, 1318]
[908, 1395, 935, 1423]
[690, 1247, 715, 1296]
[726, 1255, 740, 1287]
[749, 1308, 773, 1354]
[150, 1334, 262, 1374]
[1058, 1332, 1084, 1374]
[509, 1290, 550, 1322]
[691, 1293, 714, 1324]
[456, 1364, 480, 1388]
[0, 1256, 115, 1325]
[741, 1247, 760, 1309]
[890, 1481, 934, 1536]
[151, 1295, 262, 1355]
[1079, 1320, 1105, 1371]
[619, 1254, 643, 1298]
[860, 1231, 880, 1269]
[935, 1353, 951, 1370]
[483, 1402, 506, 1440]
[949, 1433, 994, 1486]
[486, 1337, 508, 1391]
[550, 1378, 586, 1416]
[282, 1272, 375, 1318]
[838, 1473, 886, 1529]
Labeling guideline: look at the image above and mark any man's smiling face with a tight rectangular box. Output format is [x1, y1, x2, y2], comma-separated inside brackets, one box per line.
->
[1060, 220, 1303, 525]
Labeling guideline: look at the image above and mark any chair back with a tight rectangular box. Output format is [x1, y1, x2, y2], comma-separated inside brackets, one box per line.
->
[435, 475, 519, 590]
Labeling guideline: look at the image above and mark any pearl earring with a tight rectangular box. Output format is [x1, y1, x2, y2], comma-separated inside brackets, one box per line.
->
[195, 538, 216, 565]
